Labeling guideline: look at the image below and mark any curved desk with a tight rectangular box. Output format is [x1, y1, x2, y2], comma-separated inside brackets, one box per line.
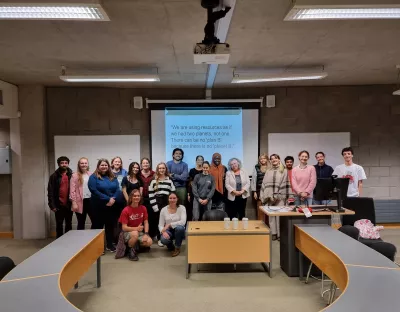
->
[0, 230, 104, 312]
[295, 225, 400, 311]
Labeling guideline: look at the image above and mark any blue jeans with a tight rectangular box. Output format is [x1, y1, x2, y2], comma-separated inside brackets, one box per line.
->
[312, 199, 331, 205]
[160, 225, 185, 250]
[295, 196, 313, 206]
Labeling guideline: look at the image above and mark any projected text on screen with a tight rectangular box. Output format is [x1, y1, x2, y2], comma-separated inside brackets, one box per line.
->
[165, 108, 243, 167]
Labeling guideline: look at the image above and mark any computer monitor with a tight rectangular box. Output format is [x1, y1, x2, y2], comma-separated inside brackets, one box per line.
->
[333, 177, 349, 200]
[314, 177, 350, 211]
[314, 178, 334, 202]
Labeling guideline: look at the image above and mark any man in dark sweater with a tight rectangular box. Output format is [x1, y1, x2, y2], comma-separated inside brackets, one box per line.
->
[313, 152, 334, 205]
[167, 148, 189, 206]
[47, 156, 73, 238]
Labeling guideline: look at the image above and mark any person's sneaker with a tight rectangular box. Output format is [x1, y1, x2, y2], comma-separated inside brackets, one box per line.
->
[171, 248, 180, 257]
[158, 240, 164, 247]
[106, 245, 116, 253]
[128, 248, 139, 261]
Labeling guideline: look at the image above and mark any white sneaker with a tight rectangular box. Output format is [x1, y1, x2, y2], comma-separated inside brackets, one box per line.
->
[158, 240, 164, 247]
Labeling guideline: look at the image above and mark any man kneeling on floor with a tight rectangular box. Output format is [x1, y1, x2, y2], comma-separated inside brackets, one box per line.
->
[118, 189, 152, 261]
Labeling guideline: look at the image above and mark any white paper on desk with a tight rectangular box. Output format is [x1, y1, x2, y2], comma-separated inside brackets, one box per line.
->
[262, 206, 292, 213]
[302, 207, 312, 218]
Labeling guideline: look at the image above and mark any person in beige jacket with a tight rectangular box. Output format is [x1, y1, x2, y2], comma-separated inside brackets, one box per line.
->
[225, 158, 250, 220]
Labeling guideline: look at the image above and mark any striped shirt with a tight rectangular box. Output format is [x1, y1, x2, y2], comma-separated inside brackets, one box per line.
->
[148, 177, 176, 212]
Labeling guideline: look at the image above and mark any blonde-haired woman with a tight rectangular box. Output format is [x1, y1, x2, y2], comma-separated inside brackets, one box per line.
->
[251, 153, 270, 221]
[70, 157, 92, 230]
[148, 162, 176, 246]
[89, 158, 120, 253]
[260, 154, 291, 240]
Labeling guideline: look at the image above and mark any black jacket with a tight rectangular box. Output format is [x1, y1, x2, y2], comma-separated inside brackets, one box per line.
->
[47, 167, 73, 209]
[314, 163, 334, 179]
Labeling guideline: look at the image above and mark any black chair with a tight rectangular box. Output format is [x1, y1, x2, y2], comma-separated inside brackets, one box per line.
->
[338, 225, 360, 240]
[202, 209, 228, 221]
[0, 257, 15, 280]
[342, 197, 397, 261]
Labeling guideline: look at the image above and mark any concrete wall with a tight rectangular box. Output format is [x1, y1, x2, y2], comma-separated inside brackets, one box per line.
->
[0, 119, 12, 231]
[10, 86, 48, 238]
[46, 85, 400, 200]
[3, 84, 400, 234]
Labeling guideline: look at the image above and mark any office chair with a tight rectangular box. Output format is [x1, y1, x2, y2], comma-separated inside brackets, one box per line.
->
[202, 209, 228, 221]
[0, 257, 15, 280]
[342, 197, 397, 261]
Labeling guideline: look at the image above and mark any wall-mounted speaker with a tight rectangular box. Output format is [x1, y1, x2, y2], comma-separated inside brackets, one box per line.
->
[266, 95, 276, 108]
[133, 96, 143, 109]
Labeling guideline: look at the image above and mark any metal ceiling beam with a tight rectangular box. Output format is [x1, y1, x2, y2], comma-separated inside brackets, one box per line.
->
[205, 0, 236, 90]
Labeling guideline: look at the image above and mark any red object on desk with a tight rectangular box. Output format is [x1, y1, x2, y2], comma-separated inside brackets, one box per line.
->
[298, 207, 312, 213]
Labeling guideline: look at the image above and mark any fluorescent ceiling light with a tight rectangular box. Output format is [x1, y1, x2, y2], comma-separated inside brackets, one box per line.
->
[60, 75, 160, 83]
[285, 4, 400, 20]
[231, 70, 327, 84]
[393, 89, 400, 95]
[0, 3, 109, 20]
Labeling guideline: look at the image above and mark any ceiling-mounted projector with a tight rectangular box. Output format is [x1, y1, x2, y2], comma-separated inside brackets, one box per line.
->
[193, 43, 230, 64]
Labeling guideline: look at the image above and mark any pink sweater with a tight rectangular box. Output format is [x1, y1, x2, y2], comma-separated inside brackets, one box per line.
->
[291, 165, 317, 198]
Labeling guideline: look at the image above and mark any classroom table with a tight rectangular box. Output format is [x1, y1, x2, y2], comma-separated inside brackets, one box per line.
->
[0, 230, 104, 312]
[186, 220, 271, 278]
[295, 224, 400, 311]
[260, 205, 355, 277]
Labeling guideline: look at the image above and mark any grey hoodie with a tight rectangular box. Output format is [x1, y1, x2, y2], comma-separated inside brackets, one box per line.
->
[192, 173, 215, 200]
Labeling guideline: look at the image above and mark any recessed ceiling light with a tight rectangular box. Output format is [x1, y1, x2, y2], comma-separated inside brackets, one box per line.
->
[285, 1, 400, 20]
[0, 3, 109, 20]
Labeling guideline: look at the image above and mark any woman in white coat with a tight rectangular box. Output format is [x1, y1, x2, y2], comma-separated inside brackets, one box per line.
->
[225, 158, 250, 220]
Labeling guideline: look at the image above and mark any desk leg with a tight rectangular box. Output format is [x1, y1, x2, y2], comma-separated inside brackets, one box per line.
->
[299, 251, 304, 281]
[186, 263, 191, 279]
[74, 282, 78, 289]
[261, 262, 272, 278]
[97, 257, 101, 288]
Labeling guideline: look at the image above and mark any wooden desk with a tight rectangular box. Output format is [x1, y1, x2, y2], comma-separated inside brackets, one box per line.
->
[295, 225, 400, 311]
[0, 230, 104, 312]
[186, 221, 271, 278]
[260, 205, 354, 277]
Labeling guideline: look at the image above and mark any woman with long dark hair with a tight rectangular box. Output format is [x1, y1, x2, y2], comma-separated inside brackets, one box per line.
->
[187, 155, 204, 221]
[192, 161, 215, 221]
[159, 192, 186, 257]
[122, 162, 143, 202]
[70, 157, 92, 230]
[139, 157, 157, 239]
[88, 158, 120, 253]
[148, 162, 175, 247]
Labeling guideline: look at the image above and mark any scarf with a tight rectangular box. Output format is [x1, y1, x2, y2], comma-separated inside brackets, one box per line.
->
[209, 153, 225, 194]
[260, 163, 290, 203]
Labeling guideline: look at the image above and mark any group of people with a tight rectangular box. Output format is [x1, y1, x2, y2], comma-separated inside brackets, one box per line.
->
[251, 147, 366, 240]
[47, 146, 366, 260]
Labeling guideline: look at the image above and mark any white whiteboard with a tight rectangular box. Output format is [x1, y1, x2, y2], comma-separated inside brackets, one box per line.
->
[54, 135, 140, 172]
[268, 133, 350, 169]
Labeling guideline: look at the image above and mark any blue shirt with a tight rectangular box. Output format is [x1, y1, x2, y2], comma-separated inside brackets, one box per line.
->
[166, 160, 189, 188]
[88, 174, 120, 204]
